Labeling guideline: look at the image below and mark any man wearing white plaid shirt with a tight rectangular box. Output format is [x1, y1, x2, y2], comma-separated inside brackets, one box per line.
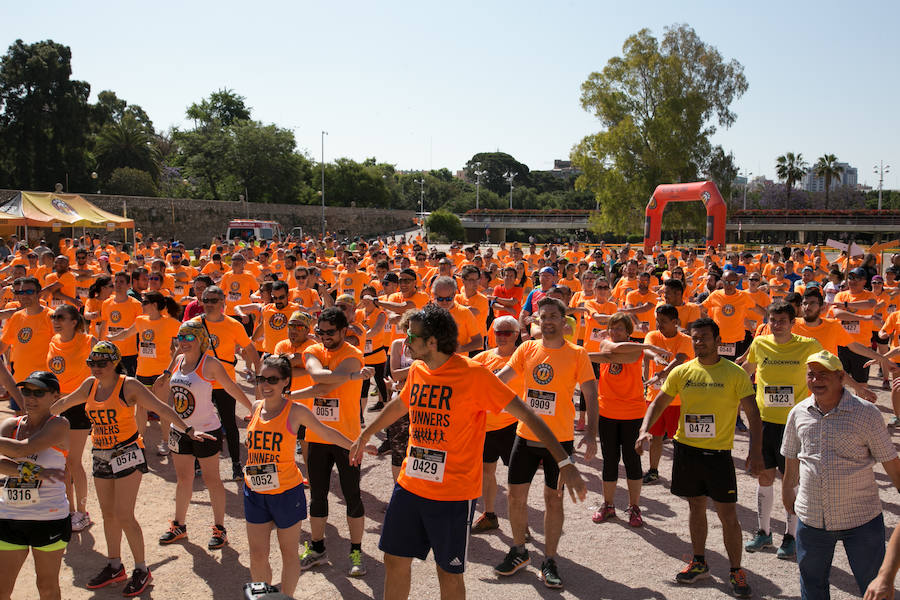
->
[782, 350, 900, 600]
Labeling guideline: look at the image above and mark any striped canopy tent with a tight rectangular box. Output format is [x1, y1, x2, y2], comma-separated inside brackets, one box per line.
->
[0, 191, 134, 244]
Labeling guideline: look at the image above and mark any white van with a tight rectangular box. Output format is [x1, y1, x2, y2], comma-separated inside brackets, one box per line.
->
[225, 220, 285, 243]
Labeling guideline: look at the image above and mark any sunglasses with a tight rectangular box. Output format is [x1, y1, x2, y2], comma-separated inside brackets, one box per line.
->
[252, 374, 283, 385]
[13, 289, 37, 296]
[20, 387, 51, 397]
[494, 330, 517, 337]
[435, 295, 455, 302]
[202, 298, 222, 304]
[177, 333, 197, 342]
[86, 359, 111, 368]
[272, 295, 288, 302]
[315, 327, 338, 336]
[398, 278, 415, 283]
[50, 314, 69, 321]
[596, 285, 610, 290]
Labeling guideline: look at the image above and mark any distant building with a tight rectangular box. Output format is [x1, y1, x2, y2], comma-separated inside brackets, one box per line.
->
[803, 162, 858, 192]
[550, 159, 580, 178]
[734, 175, 748, 187]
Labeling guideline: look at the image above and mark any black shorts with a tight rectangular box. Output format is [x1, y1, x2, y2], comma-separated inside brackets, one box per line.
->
[873, 331, 890, 345]
[671, 441, 737, 503]
[136, 374, 158, 386]
[761, 421, 786, 473]
[91, 440, 149, 480]
[120, 354, 138, 377]
[507, 436, 575, 489]
[297, 424, 306, 441]
[0, 516, 71, 549]
[169, 428, 223, 459]
[61, 404, 92, 431]
[838, 345, 871, 384]
[483, 423, 517, 465]
[379, 483, 476, 574]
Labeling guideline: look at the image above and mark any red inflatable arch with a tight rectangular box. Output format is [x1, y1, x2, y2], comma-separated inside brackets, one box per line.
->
[643, 181, 726, 253]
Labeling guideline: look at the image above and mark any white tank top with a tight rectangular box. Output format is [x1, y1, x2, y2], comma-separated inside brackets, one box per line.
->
[0, 417, 69, 521]
[170, 354, 221, 433]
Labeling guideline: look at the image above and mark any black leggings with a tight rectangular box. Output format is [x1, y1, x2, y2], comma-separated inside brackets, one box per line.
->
[360, 360, 387, 402]
[307, 442, 364, 518]
[212, 388, 241, 465]
[579, 363, 601, 411]
[598, 416, 643, 481]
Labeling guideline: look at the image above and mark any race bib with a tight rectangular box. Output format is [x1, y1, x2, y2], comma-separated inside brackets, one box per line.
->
[139, 341, 157, 358]
[110, 443, 145, 474]
[764, 385, 794, 407]
[406, 446, 446, 482]
[245, 463, 280, 492]
[383, 322, 393, 334]
[717, 343, 736, 357]
[174, 284, 185, 296]
[3, 478, 41, 506]
[227, 291, 241, 302]
[639, 321, 650, 332]
[526, 388, 556, 416]
[167, 429, 181, 452]
[841, 320, 861, 334]
[313, 398, 339, 422]
[108, 326, 124, 337]
[50, 298, 64, 308]
[364, 339, 373, 353]
[684, 414, 716, 438]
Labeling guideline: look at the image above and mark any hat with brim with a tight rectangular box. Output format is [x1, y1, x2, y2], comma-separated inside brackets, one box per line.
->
[17, 371, 60, 393]
[806, 350, 843, 372]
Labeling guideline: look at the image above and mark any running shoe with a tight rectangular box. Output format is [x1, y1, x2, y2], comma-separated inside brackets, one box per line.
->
[159, 521, 187, 545]
[626, 504, 643, 527]
[642, 469, 659, 484]
[376, 439, 391, 456]
[539, 557, 563, 589]
[472, 513, 500, 533]
[123, 568, 152, 597]
[348, 549, 366, 577]
[232, 463, 243, 482]
[776, 534, 796, 559]
[675, 559, 710, 584]
[744, 529, 773, 553]
[889, 415, 900, 428]
[156, 442, 170, 456]
[591, 502, 615, 523]
[86, 563, 127, 589]
[367, 401, 385, 412]
[735, 417, 748, 433]
[494, 546, 529, 576]
[300, 543, 328, 570]
[71, 511, 93, 532]
[208, 525, 228, 550]
[730, 568, 752, 598]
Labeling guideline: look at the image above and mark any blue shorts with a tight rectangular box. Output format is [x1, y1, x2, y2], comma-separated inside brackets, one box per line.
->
[243, 483, 307, 529]
[379, 483, 476, 574]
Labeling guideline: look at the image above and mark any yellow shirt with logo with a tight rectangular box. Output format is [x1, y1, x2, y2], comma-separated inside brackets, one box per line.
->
[662, 358, 754, 451]
[747, 333, 822, 425]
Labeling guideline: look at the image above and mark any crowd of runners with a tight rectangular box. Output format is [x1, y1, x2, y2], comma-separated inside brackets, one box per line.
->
[1, 233, 900, 599]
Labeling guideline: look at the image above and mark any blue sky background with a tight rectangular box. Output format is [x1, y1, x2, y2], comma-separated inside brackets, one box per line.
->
[4, 0, 898, 187]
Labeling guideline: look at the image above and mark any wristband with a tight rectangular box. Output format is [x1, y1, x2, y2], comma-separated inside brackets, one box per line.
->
[162, 369, 172, 377]
[184, 426, 194, 437]
[557, 456, 574, 469]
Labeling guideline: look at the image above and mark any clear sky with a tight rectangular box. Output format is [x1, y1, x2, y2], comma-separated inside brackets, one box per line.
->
[4, 0, 898, 188]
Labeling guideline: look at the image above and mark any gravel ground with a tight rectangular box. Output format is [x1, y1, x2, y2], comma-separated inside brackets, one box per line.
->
[8, 368, 900, 600]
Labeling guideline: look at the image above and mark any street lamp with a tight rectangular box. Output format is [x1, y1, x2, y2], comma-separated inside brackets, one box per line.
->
[742, 170, 753, 210]
[91, 171, 99, 194]
[874, 161, 891, 210]
[321, 130, 328, 238]
[414, 177, 425, 214]
[503, 170, 517, 209]
[473, 162, 487, 210]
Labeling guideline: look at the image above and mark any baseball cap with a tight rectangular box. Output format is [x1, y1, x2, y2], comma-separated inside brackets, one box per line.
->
[382, 272, 399, 284]
[872, 275, 884, 283]
[802, 266, 813, 272]
[17, 371, 60, 392]
[335, 294, 355, 305]
[849, 267, 866, 278]
[539, 266, 557, 275]
[806, 350, 843, 372]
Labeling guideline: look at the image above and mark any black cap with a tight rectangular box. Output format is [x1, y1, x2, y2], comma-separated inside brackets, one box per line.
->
[17, 371, 60, 393]
[849, 267, 866, 277]
[382, 272, 399, 284]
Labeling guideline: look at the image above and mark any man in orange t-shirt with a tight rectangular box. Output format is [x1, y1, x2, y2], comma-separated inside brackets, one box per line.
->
[702, 270, 765, 360]
[831, 267, 879, 383]
[0, 276, 53, 412]
[300, 307, 374, 575]
[349, 303, 587, 593]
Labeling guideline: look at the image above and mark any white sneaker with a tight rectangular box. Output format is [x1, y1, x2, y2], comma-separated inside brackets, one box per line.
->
[71, 511, 93, 532]
[157, 442, 170, 456]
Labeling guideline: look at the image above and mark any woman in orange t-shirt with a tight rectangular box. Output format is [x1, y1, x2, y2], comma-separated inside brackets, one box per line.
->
[47, 304, 96, 532]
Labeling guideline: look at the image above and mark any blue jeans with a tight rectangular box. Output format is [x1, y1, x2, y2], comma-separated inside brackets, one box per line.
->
[797, 513, 885, 600]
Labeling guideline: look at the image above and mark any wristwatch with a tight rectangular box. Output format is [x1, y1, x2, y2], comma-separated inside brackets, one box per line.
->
[557, 456, 574, 469]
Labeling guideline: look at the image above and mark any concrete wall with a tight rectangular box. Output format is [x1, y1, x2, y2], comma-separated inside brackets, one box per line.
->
[0, 189, 416, 247]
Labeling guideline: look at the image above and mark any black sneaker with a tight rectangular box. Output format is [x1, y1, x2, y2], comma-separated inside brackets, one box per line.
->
[123, 568, 152, 597]
[86, 564, 127, 589]
[540, 557, 563, 589]
[730, 568, 752, 598]
[159, 521, 187, 544]
[232, 463, 243, 482]
[208, 525, 228, 550]
[675, 559, 710, 584]
[376, 440, 391, 456]
[642, 469, 659, 484]
[494, 547, 529, 576]
[367, 401, 385, 412]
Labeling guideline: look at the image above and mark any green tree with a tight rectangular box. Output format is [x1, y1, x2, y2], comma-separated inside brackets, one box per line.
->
[775, 152, 808, 207]
[105, 167, 158, 197]
[463, 152, 531, 196]
[572, 24, 747, 235]
[425, 209, 465, 242]
[813, 153, 844, 207]
[94, 114, 159, 182]
[186, 88, 250, 126]
[229, 120, 315, 204]
[92, 90, 153, 133]
[0, 39, 93, 191]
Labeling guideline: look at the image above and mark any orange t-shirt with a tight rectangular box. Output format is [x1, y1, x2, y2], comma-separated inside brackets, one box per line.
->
[880, 311, 900, 364]
[702, 290, 756, 343]
[336, 271, 369, 301]
[101, 296, 143, 356]
[583, 299, 618, 352]
[448, 303, 480, 349]
[261, 302, 300, 354]
[291, 288, 321, 310]
[507, 340, 594, 442]
[273, 338, 316, 390]
[793, 318, 852, 356]
[220, 272, 258, 315]
[1, 307, 54, 382]
[397, 353, 515, 501]
[644, 329, 693, 405]
[832, 290, 876, 345]
[455, 291, 489, 337]
[625, 289, 658, 339]
[301, 342, 364, 444]
[135, 315, 181, 377]
[47, 332, 93, 394]
[196, 315, 251, 386]
[597, 358, 645, 420]
[471, 349, 520, 432]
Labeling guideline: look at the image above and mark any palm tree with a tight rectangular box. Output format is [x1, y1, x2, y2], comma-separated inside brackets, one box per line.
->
[94, 114, 160, 182]
[814, 154, 844, 208]
[775, 152, 808, 208]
